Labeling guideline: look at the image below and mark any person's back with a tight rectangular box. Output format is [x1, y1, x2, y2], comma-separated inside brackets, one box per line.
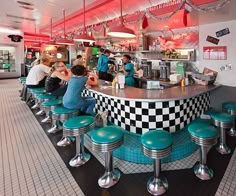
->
[45, 76, 61, 92]
[63, 76, 87, 109]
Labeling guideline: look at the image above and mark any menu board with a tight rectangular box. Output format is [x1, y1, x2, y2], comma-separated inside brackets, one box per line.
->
[203, 46, 227, 60]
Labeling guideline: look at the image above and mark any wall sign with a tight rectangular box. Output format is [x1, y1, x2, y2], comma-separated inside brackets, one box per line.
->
[203, 46, 227, 60]
[216, 28, 230, 38]
[206, 35, 219, 45]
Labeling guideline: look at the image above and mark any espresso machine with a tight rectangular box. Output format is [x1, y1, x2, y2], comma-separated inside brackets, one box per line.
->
[159, 61, 171, 81]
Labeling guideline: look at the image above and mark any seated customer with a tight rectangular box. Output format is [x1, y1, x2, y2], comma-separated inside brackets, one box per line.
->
[120, 54, 135, 87]
[45, 62, 71, 96]
[63, 65, 98, 115]
[26, 56, 51, 88]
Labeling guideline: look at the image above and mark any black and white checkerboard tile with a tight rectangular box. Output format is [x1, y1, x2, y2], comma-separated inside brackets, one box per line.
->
[83, 89, 210, 134]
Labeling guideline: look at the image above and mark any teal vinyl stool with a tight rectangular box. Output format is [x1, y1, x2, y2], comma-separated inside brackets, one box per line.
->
[63, 116, 95, 167]
[19, 77, 26, 83]
[48, 106, 79, 135]
[222, 102, 236, 136]
[30, 88, 46, 110]
[90, 126, 124, 188]
[141, 130, 173, 196]
[41, 99, 62, 124]
[35, 94, 57, 116]
[209, 111, 234, 154]
[188, 122, 218, 180]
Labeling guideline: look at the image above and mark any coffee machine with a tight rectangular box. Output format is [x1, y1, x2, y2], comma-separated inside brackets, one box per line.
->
[159, 61, 171, 81]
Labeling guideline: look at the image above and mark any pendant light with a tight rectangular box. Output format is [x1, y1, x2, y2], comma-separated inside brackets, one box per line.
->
[44, 18, 58, 46]
[73, 0, 95, 43]
[56, 9, 74, 45]
[107, 0, 136, 38]
[32, 26, 42, 48]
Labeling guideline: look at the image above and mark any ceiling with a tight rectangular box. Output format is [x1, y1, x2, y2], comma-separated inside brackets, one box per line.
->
[0, 0, 235, 37]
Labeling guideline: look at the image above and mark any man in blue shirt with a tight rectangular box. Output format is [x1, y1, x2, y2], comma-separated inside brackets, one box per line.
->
[97, 49, 114, 82]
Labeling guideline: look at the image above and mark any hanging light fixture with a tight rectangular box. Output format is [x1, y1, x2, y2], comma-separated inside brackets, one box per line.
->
[107, 0, 136, 38]
[44, 18, 58, 46]
[56, 9, 74, 45]
[73, 0, 95, 43]
[31, 26, 42, 48]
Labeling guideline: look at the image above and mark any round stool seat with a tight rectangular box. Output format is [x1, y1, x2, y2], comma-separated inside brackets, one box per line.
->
[32, 89, 46, 95]
[223, 102, 236, 110]
[90, 126, 124, 144]
[188, 122, 217, 138]
[211, 112, 234, 122]
[42, 99, 62, 107]
[52, 106, 78, 114]
[90, 126, 124, 152]
[141, 130, 173, 150]
[63, 116, 95, 136]
[38, 94, 57, 100]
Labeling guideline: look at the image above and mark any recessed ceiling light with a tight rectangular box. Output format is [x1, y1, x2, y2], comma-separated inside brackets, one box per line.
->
[19, 5, 34, 10]
[17, 1, 33, 6]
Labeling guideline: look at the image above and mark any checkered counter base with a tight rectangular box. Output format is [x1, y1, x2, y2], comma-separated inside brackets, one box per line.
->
[83, 89, 210, 134]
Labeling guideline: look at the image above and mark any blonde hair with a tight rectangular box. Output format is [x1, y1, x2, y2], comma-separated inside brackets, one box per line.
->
[40, 56, 51, 64]
[48, 62, 63, 76]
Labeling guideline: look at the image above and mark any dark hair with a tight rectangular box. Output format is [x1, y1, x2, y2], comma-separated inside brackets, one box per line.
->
[123, 54, 132, 61]
[71, 65, 86, 76]
[104, 49, 111, 54]
[76, 55, 82, 59]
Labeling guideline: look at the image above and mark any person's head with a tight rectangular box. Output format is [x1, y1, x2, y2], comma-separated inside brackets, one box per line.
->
[123, 54, 132, 63]
[76, 55, 82, 59]
[49, 62, 65, 75]
[41, 56, 51, 66]
[71, 64, 87, 76]
[104, 49, 111, 57]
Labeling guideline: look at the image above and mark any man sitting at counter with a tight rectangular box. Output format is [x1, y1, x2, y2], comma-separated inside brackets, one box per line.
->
[97, 49, 114, 82]
[120, 54, 135, 87]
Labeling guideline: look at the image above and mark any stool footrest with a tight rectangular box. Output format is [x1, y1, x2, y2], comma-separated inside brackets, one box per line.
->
[98, 169, 121, 189]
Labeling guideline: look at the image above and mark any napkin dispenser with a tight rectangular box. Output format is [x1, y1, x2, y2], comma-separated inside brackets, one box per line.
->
[147, 80, 162, 90]
[169, 74, 182, 82]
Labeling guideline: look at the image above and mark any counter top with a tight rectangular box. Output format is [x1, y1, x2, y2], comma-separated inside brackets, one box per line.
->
[88, 81, 220, 101]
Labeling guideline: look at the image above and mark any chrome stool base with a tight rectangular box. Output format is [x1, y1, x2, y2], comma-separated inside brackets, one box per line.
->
[194, 163, 214, 180]
[36, 110, 45, 116]
[31, 103, 39, 110]
[228, 128, 236, 137]
[57, 136, 72, 147]
[48, 125, 61, 134]
[69, 153, 90, 167]
[216, 143, 231, 154]
[98, 169, 121, 188]
[41, 115, 51, 124]
[147, 176, 168, 196]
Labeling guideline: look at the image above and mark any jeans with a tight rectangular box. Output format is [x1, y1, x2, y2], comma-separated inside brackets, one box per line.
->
[26, 77, 47, 88]
[81, 97, 96, 115]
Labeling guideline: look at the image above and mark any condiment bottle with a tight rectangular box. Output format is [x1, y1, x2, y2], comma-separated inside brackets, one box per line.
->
[181, 78, 185, 87]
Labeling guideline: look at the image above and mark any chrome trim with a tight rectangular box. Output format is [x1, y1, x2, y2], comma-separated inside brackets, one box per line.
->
[211, 118, 233, 128]
[91, 138, 123, 152]
[142, 145, 172, 159]
[190, 134, 218, 146]
[63, 122, 95, 136]
[52, 111, 79, 121]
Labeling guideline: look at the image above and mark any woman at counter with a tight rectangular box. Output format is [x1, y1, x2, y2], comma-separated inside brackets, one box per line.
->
[97, 49, 114, 82]
[120, 54, 135, 87]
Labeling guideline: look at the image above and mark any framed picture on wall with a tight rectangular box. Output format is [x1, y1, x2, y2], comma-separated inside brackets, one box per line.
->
[203, 46, 227, 60]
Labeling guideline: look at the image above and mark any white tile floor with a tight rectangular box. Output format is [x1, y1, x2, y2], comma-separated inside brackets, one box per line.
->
[0, 80, 84, 196]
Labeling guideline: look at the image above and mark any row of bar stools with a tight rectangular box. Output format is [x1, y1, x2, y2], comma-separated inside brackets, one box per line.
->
[30, 88, 46, 109]
[90, 126, 124, 188]
[35, 94, 57, 116]
[141, 130, 173, 195]
[63, 116, 95, 167]
[41, 99, 62, 124]
[188, 122, 218, 180]
[210, 111, 234, 154]
[222, 102, 236, 136]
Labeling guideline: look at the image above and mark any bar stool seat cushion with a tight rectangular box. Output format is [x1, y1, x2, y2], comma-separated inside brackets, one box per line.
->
[38, 94, 57, 100]
[141, 130, 173, 150]
[188, 122, 217, 138]
[42, 99, 62, 107]
[90, 126, 124, 144]
[52, 106, 78, 114]
[223, 102, 236, 111]
[31, 89, 46, 94]
[64, 116, 94, 129]
[211, 112, 234, 122]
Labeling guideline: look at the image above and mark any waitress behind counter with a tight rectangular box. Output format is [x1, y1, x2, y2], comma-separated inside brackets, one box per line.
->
[120, 54, 135, 87]
[97, 49, 114, 82]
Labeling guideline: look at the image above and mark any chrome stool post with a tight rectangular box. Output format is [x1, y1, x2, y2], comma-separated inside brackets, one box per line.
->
[62, 116, 95, 167]
[224, 105, 236, 136]
[90, 126, 124, 188]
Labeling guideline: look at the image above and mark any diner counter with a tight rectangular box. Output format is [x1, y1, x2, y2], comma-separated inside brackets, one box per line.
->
[88, 81, 220, 101]
[83, 81, 220, 134]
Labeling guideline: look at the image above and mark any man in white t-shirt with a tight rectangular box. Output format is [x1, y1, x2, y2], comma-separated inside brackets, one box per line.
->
[26, 57, 51, 88]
